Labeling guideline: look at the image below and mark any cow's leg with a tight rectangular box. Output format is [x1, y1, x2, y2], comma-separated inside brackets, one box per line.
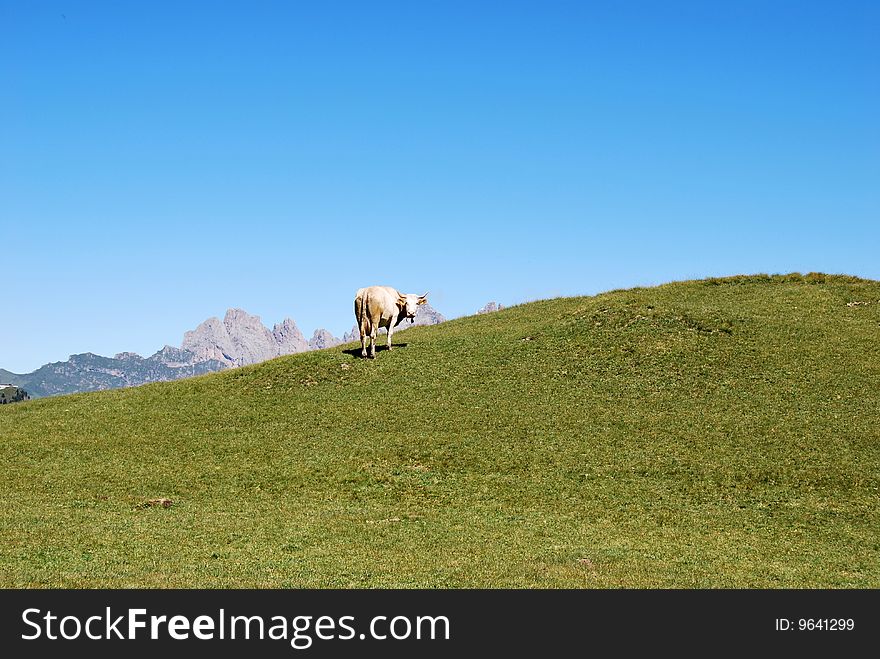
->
[360, 316, 372, 358]
[387, 320, 395, 351]
[369, 326, 378, 358]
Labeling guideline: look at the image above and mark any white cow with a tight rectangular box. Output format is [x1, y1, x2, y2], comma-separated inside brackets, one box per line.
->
[354, 286, 428, 358]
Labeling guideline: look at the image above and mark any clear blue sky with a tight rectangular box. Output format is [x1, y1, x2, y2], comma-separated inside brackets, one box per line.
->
[2, 1, 877, 373]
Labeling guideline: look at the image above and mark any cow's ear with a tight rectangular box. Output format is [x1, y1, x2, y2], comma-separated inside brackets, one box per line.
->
[418, 292, 429, 304]
[397, 295, 408, 305]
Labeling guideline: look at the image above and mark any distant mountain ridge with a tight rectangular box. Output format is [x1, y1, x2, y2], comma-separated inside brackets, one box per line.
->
[0, 349, 227, 399]
[3, 301, 450, 398]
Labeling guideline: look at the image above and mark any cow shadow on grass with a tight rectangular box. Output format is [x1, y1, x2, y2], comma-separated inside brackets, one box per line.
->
[342, 343, 408, 358]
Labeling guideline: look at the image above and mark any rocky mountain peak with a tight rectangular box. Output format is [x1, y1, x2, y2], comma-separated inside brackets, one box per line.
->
[476, 301, 504, 314]
[309, 329, 341, 351]
[182, 316, 235, 366]
[183, 309, 312, 367]
[412, 301, 446, 326]
[272, 318, 309, 355]
[223, 309, 279, 366]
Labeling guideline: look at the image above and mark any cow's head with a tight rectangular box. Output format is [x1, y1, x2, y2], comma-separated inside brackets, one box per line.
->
[398, 292, 429, 323]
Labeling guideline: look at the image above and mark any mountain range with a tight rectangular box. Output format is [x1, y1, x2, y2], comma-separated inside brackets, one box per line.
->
[2, 300, 482, 398]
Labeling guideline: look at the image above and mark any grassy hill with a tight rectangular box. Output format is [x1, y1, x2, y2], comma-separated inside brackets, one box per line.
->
[2, 274, 879, 588]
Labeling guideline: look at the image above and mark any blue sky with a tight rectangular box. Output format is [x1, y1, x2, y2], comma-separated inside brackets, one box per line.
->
[2, 1, 877, 373]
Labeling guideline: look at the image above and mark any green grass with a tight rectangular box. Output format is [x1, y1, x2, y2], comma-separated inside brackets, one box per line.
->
[2, 273, 879, 588]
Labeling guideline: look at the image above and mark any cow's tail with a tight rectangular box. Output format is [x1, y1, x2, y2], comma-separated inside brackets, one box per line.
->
[356, 290, 365, 334]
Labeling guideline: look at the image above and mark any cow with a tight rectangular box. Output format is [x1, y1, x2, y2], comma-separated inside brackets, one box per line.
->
[354, 286, 428, 358]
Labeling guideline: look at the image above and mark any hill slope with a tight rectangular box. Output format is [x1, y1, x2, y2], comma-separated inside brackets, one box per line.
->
[2, 274, 879, 588]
